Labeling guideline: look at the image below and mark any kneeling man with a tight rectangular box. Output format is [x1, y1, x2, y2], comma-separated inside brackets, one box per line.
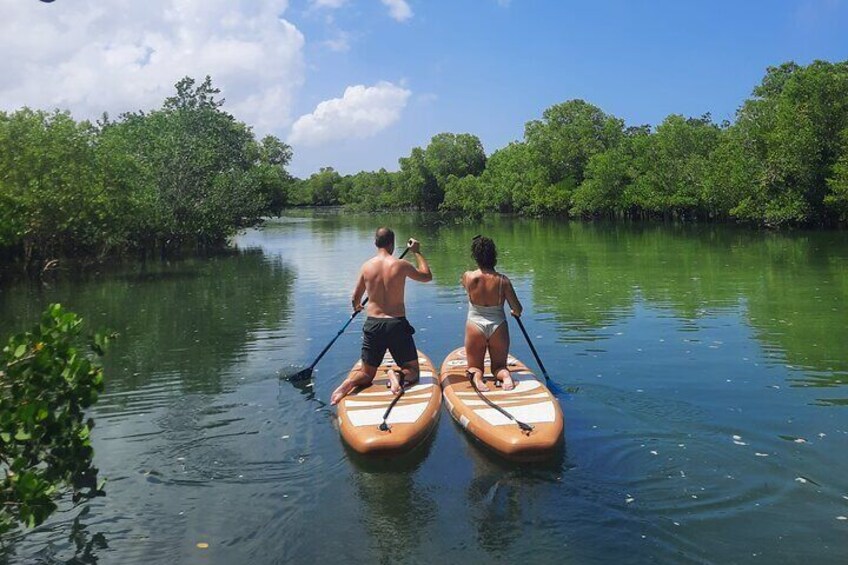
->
[330, 227, 432, 405]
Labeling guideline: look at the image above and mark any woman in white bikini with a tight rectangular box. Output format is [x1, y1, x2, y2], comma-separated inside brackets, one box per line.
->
[461, 235, 523, 392]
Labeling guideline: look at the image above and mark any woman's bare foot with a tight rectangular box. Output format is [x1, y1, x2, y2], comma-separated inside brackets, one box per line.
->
[498, 369, 515, 391]
[330, 380, 356, 405]
[467, 369, 489, 392]
[387, 369, 405, 395]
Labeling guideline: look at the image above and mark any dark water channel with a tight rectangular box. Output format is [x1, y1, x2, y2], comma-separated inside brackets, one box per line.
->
[2, 211, 847, 563]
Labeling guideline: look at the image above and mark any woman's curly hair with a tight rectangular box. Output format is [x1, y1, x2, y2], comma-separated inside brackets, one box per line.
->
[471, 235, 497, 269]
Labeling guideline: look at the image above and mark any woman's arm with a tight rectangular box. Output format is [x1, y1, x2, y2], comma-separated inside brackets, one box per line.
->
[503, 276, 523, 317]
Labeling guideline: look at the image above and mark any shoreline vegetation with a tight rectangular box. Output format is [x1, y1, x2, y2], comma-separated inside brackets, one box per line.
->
[2, 60, 847, 269]
[0, 77, 292, 268]
[291, 60, 848, 227]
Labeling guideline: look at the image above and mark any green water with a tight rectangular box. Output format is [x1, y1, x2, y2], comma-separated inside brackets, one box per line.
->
[1, 211, 847, 563]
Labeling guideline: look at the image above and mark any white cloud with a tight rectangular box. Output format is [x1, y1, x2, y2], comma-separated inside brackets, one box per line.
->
[322, 31, 351, 52]
[0, 0, 305, 132]
[380, 0, 413, 22]
[311, 0, 347, 8]
[288, 81, 411, 146]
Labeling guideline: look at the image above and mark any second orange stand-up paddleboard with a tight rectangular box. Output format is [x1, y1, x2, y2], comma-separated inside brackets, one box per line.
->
[440, 347, 563, 460]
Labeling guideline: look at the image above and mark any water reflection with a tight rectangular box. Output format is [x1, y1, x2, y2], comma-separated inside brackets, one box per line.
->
[463, 433, 567, 556]
[346, 438, 439, 564]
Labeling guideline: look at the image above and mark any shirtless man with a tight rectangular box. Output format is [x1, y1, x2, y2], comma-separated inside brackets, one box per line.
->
[330, 227, 432, 405]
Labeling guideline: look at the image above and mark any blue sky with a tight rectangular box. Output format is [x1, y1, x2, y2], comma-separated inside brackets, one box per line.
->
[2, 1, 847, 177]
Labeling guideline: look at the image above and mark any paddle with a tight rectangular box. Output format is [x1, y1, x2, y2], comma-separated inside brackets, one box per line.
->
[512, 313, 564, 395]
[286, 246, 411, 382]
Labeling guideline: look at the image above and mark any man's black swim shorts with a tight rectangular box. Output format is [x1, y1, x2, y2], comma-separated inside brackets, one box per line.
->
[361, 316, 417, 367]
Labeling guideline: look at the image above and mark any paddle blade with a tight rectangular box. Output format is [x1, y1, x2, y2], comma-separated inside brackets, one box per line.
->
[285, 367, 314, 382]
[545, 377, 564, 396]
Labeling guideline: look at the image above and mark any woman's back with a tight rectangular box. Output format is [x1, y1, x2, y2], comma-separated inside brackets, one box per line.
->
[463, 270, 504, 307]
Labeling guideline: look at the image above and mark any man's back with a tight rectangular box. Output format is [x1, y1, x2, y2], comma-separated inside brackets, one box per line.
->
[362, 253, 408, 318]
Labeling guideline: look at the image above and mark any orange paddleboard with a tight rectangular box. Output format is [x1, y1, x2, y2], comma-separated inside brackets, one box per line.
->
[337, 350, 441, 454]
[440, 347, 564, 460]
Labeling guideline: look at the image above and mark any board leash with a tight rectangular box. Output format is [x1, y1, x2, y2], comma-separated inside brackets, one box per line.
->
[467, 370, 534, 434]
[378, 373, 405, 431]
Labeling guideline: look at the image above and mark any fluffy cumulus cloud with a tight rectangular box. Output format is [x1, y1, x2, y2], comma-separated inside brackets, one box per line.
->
[288, 81, 411, 146]
[381, 0, 413, 22]
[0, 0, 305, 132]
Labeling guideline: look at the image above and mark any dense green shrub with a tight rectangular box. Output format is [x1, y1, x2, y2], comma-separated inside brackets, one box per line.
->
[1, 305, 109, 535]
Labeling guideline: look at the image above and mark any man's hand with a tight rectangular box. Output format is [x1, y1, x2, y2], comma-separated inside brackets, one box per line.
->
[407, 238, 421, 254]
[511, 308, 522, 318]
[352, 301, 364, 313]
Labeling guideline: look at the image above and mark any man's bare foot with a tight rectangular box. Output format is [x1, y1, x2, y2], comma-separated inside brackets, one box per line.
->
[499, 370, 515, 391]
[330, 380, 356, 405]
[387, 369, 404, 395]
[468, 369, 489, 392]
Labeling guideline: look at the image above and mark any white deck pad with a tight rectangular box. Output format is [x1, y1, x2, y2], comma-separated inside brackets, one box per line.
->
[356, 356, 429, 368]
[460, 392, 550, 407]
[346, 402, 429, 427]
[474, 401, 557, 426]
[454, 373, 541, 396]
[354, 374, 436, 396]
[447, 357, 519, 367]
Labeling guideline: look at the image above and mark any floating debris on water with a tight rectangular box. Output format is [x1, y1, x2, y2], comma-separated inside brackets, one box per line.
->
[626, 496, 635, 504]
[795, 477, 808, 484]
[281, 435, 290, 439]
[755, 453, 769, 457]
[818, 433, 826, 438]
[794, 438, 807, 444]
[196, 542, 209, 549]
[650, 450, 658, 455]
[733, 435, 742, 440]
[837, 516, 847, 521]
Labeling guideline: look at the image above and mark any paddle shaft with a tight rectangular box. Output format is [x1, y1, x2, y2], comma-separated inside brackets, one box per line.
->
[301, 246, 412, 373]
[513, 314, 552, 383]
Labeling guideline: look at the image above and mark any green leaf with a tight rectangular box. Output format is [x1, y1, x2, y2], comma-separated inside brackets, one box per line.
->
[14, 344, 26, 358]
[14, 429, 32, 441]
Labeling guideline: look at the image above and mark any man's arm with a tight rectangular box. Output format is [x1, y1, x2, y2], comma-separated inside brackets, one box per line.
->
[405, 239, 432, 282]
[351, 268, 366, 311]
